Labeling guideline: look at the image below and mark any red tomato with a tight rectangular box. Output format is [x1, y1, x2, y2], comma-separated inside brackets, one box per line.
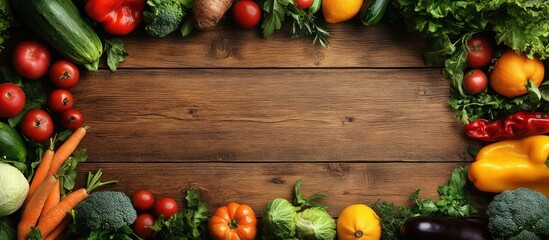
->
[132, 189, 155, 211]
[296, 0, 313, 9]
[133, 213, 156, 239]
[154, 197, 179, 220]
[21, 109, 54, 142]
[60, 109, 84, 131]
[463, 69, 488, 95]
[12, 40, 51, 80]
[49, 60, 80, 89]
[232, 0, 261, 29]
[466, 35, 493, 69]
[0, 83, 26, 118]
[48, 89, 74, 113]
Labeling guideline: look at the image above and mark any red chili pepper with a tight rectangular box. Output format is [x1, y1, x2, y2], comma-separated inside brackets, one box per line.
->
[85, 0, 145, 35]
[464, 111, 549, 141]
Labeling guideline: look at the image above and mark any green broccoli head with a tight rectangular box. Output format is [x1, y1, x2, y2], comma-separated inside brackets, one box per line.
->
[144, 0, 185, 37]
[486, 188, 549, 240]
[74, 191, 137, 231]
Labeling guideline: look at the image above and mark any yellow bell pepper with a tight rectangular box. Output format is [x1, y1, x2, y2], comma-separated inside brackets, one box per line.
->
[468, 135, 549, 196]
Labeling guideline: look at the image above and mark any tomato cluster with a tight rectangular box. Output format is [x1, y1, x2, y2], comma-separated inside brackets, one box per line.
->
[462, 35, 493, 95]
[131, 189, 180, 238]
[0, 40, 84, 142]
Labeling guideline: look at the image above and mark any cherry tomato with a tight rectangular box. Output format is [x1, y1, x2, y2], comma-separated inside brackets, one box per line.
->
[154, 197, 179, 220]
[463, 69, 488, 95]
[232, 0, 261, 29]
[12, 40, 51, 80]
[60, 109, 84, 131]
[132, 189, 155, 211]
[49, 60, 80, 89]
[21, 109, 54, 142]
[0, 83, 26, 118]
[296, 0, 313, 9]
[133, 213, 156, 239]
[48, 89, 74, 113]
[466, 35, 493, 69]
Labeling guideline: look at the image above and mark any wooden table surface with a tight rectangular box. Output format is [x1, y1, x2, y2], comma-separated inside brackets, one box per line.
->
[41, 20, 473, 217]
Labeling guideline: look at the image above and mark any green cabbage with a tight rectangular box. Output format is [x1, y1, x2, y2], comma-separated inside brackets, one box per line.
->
[262, 198, 300, 239]
[295, 207, 336, 240]
[0, 163, 29, 217]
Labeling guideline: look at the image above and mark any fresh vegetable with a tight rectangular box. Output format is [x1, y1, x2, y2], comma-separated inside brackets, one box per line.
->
[60, 109, 84, 131]
[466, 35, 493, 69]
[0, 82, 25, 118]
[400, 216, 491, 240]
[462, 69, 487, 95]
[262, 180, 335, 240]
[295, 0, 313, 10]
[0, 217, 16, 240]
[43, 216, 70, 240]
[149, 188, 211, 240]
[486, 188, 549, 240]
[262, 0, 330, 47]
[232, 0, 261, 29]
[24, 148, 54, 208]
[464, 111, 549, 141]
[21, 109, 54, 142]
[11, 0, 103, 71]
[17, 172, 59, 240]
[38, 170, 118, 238]
[144, 0, 194, 38]
[468, 135, 549, 196]
[0, 163, 29, 217]
[154, 196, 179, 220]
[193, 0, 236, 31]
[336, 204, 381, 240]
[133, 213, 156, 238]
[489, 49, 545, 98]
[369, 201, 413, 240]
[0, 0, 12, 53]
[131, 189, 155, 211]
[39, 181, 61, 223]
[47, 89, 74, 114]
[47, 126, 88, 176]
[208, 202, 257, 240]
[321, 0, 363, 24]
[359, 0, 390, 26]
[12, 40, 51, 80]
[85, 0, 146, 35]
[49, 60, 80, 89]
[73, 190, 136, 232]
[0, 121, 27, 163]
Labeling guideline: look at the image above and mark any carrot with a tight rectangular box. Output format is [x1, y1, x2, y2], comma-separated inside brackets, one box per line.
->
[48, 126, 89, 175]
[24, 148, 54, 207]
[17, 175, 59, 240]
[36, 170, 117, 238]
[43, 216, 71, 240]
[39, 181, 61, 223]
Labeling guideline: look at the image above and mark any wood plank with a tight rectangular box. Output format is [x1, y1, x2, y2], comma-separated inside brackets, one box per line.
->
[103, 21, 427, 69]
[75, 162, 468, 217]
[72, 68, 473, 162]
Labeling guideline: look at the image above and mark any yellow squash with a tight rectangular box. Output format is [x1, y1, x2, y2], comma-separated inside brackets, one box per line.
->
[337, 204, 381, 240]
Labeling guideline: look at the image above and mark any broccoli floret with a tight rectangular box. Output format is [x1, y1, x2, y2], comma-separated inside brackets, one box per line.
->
[486, 188, 549, 240]
[74, 191, 137, 231]
[144, 0, 191, 37]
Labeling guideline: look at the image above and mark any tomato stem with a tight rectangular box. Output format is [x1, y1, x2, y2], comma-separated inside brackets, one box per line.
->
[60, 72, 71, 80]
[229, 219, 239, 229]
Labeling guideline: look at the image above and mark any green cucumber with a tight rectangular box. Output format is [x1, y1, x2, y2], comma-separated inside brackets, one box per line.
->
[0, 122, 26, 163]
[10, 0, 103, 71]
[359, 0, 390, 26]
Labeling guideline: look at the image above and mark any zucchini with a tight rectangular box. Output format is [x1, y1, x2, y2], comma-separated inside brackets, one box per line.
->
[10, 0, 103, 71]
[0, 122, 26, 163]
[359, 0, 390, 26]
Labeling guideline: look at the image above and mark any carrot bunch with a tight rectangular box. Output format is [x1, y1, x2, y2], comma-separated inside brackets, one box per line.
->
[16, 126, 116, 240]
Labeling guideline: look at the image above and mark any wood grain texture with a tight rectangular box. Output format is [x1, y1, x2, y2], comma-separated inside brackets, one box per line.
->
[72, 68, 473, 162]
[76, 162, 468, 217]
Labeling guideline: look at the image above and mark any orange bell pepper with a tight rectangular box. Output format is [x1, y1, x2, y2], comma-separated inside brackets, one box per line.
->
[468, 135, 549, 197]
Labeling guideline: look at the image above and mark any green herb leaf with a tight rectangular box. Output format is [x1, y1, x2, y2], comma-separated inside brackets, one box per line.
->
[294, 179, 327, 209]
[180, 15, 194, 37]
[262, 0, 291, 39]
[105, 38, 128, 72]
[370, 201, 413, 240]
[527, 80, 542, 103]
